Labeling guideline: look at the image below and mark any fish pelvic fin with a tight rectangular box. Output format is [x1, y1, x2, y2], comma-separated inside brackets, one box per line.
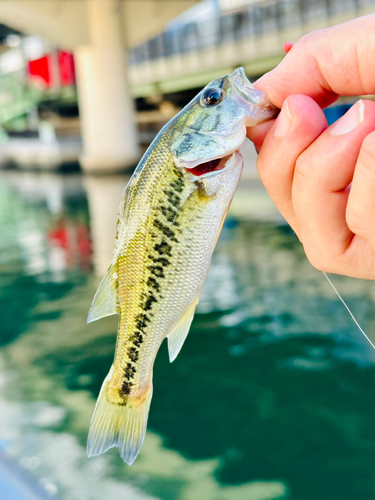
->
[87, 264, 118, 323]
[87, 367, 153, 465]
[167, 296, 199, 363]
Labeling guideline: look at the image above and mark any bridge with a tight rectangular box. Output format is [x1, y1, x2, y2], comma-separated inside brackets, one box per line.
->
[128, 0, 375, 97]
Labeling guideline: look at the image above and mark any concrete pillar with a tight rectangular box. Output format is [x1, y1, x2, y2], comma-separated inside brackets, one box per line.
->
[74, 0, 139, 173]
[84, 174, 129, 276]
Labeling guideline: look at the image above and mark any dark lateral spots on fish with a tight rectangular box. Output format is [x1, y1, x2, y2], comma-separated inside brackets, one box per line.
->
[148, 265, 164, 278]
[135, 313, 150, 332]
[148, 255, 170, 267]
[143, 292, 157, 311]
[155, 257, 170, 267]
[163, 189, 181, 208]
[154, 241, 172, 256]
[170, 177, 184, 193]
[153, 219, 178, 242]
[124, 362, 136, 380]
[128, 347, 139, 363]
[119, 380, 132, 397]
[160, 205, 178, 223]
[147, 276, 160, 292]
[130, 331, 143, 348]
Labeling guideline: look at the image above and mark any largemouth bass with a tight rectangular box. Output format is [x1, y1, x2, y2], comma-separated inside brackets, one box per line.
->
[87, 67, 276, 464]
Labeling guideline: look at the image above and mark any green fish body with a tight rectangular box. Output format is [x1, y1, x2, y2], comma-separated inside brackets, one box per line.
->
[87, 68, 276, 464]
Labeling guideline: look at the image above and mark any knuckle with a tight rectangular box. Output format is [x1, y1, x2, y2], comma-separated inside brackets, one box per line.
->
[256, 154, 269, 178]
[345, 131, 375, 239]
[300, 235, 343, 274]
[346, 207, 367, 238]
[300, 239, 330, 273]
[256, 156, 282, 197]
[304, 251, 330, 273]
[360, 132, 375, 169]
[294, 152, 316, 185]
[305, 253, 324, 271]
[296, 30, 321, 49]
[256, 157, 273, 188]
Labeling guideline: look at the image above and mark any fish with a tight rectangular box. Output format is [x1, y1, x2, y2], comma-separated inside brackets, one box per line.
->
[86, 67, 276, 465]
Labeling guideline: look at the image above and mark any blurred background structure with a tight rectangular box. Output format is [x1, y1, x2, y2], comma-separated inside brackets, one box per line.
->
[2, 2, 375, 500]
[0, 0, 372, 173]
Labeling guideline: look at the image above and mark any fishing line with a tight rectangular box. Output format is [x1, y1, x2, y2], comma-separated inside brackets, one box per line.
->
[323, 271, 375, 350]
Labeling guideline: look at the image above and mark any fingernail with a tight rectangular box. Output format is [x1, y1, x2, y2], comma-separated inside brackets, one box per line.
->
[331, 100, 365, 136]
[274, 99, 292, 137]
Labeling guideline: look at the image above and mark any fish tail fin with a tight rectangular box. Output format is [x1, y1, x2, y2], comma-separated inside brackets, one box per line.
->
[87, 367, 153, 465]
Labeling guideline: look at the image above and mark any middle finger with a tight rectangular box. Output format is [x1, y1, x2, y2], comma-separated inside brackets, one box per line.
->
[292, 99, 375, 270]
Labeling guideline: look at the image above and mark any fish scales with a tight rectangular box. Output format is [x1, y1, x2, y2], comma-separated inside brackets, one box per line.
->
[86, 67, 276, 464]
[110, 134, 229, 396]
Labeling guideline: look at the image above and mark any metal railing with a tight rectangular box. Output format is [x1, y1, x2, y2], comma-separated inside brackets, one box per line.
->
[129, 0, 373, 66]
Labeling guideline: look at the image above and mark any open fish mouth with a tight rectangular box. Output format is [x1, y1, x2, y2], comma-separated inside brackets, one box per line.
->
[185, 153, 234, 177]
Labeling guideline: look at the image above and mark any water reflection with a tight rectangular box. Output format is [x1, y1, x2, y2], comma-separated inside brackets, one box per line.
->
[1, 170, 375, 500]
[0, 171, 91, 279]
[84, 175, 128, 277]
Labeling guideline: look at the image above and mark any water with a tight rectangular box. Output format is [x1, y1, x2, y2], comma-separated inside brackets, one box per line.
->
[1, 170, 375, 500]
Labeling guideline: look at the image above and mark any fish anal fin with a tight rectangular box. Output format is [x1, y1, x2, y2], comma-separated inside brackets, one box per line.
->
[87, 367, 153, 465]
[167, 297, 199, 363]
[87, 264, 118, 323]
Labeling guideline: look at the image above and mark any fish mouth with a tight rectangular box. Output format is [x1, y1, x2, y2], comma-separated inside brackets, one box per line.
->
[230, 67, 277, 125]
[185, 153, 234, 177]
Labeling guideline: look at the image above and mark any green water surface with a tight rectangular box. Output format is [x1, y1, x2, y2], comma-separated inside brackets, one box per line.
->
[1, 171, 375, 500]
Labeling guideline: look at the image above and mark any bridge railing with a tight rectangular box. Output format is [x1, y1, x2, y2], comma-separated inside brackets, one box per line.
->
[129, 0, 374, 66]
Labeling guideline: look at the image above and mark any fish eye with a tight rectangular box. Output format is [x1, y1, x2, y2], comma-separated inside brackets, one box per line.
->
[202, 87, 224, 106]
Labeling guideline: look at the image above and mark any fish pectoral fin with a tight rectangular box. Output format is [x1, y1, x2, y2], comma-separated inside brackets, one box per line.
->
[167, 297, 199, 363]
[87, 367, 153, 465]
[87, 264, 118, 323]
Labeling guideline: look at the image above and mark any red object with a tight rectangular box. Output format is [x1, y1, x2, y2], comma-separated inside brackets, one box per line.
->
[58, 51, 76, 86]
[283, 42, 293, 54]
[27, 51, 75, 88]
[76, 225, 92, 260]
[28, 56, 51, 86]
[49, 225, 69, 249]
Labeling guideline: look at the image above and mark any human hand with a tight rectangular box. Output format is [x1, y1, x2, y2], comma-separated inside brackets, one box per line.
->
[247, 14, 375, 279]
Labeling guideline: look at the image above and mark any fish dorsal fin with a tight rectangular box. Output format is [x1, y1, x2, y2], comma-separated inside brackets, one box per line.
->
[167, 297, 199, 362]
[87, 264, 118, 323]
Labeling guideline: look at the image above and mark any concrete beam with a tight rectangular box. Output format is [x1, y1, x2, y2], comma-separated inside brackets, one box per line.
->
[123, 1, 200, 47]
[0, 0, 199, 49]
[0, 1, 88, 49]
